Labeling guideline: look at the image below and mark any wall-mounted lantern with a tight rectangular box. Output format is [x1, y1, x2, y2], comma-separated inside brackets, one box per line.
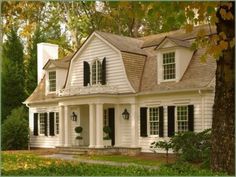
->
[71, 112, 77, 121]
[122, 109, 129, 120]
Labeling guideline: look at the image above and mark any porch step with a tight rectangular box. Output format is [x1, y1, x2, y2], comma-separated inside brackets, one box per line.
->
[56, 147, 88, 155]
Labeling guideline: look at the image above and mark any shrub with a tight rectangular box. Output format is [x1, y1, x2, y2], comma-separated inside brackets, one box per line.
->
[150, 140, 173, 163]
[75, 126, 83, 139]
[1, 106, 29, 150]
[171, 129, 211, 164]
[103, 126, 111, 140]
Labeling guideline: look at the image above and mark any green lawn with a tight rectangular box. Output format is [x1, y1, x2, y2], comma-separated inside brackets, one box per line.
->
[1, 151, 226, 176]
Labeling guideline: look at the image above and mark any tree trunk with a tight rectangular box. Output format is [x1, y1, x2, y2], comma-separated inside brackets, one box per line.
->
[211, 2, 235, 175]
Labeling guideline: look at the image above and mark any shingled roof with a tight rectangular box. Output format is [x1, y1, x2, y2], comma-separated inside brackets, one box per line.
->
[95, 31, 147, 56]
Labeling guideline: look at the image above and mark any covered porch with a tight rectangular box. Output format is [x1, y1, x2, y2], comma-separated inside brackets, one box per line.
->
[58, 96, 139, 149]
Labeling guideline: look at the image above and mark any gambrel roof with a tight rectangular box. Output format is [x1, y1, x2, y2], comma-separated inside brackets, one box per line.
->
[25, 24, 216, 104]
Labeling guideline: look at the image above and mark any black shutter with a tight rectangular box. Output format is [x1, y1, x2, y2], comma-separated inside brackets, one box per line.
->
[83, 61, 90, 86]
[44, 113, 48, 136]
[101, 57, 106, 85]
[49, 112, 55, 136]
[188, 105, 194, 131]
[159, 107, 164, 137]
[168, 106, 175, 137]
[33, 113, 38, 136]
[140, 107, 148, 137]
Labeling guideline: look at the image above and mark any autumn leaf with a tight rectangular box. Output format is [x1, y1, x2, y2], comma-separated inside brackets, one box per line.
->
[185, 24, 193, 33]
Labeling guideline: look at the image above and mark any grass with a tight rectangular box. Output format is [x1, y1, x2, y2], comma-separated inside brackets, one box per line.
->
[1, 151, 226, 176]
[77, 154, 162, 166]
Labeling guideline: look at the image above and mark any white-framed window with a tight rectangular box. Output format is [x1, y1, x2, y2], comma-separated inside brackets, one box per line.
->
[39, 113, 46, 134]
[176, 106, 188, 133]
[149, 107, 159, 135]
[92, 60, 102, 85]
[49, 71, 56, 92]
[55, 112, 59, 134]
[163, 52, 176, 80]
[103, 109, 109, 126]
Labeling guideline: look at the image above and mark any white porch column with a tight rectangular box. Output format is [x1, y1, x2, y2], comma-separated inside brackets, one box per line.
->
[95, 103, 104, 148]
[64, 106, 69, 147]
[115, 104, 121, 147]
[130, 104, 138, 147]
[89, 104, 96, 148]
[59, 105, 65, 146]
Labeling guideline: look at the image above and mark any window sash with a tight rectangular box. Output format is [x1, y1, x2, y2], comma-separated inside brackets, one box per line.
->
[49, 71, 56, 92]
[39, 113, 46, 134]
[176, 106, 188, 133]
[92, 60, 102, 85]
[149, 107, 159, 135]
[163, 52, 176, 80]
[56, 112, 59, 134]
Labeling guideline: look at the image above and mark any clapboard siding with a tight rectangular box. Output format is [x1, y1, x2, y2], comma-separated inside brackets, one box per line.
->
[29, 106, 62, 148]
[137, 91, 214, 152]
[68, 36, 133, 93]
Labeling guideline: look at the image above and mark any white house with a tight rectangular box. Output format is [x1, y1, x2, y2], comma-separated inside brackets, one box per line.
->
[24, 25, 216, 152]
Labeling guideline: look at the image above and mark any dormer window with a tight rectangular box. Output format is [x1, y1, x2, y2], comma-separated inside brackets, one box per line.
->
[163, 52, 176, 80]
[49, 71, 56, 92]
[92, 60, 102, 85]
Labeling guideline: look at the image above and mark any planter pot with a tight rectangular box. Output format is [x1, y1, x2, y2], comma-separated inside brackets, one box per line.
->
[103, 139, 111, 147]
[75, 139, 84, 146]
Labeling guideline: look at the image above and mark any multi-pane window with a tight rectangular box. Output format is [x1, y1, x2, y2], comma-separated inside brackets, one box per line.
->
[56, 112, 59, 134]
[92, 60, 102, 85]
[49, 71, 56, 92]
[163, 52, 176, 80]
[149, 107, 159, 135]
[39, 113, 46, 134]
[103, 109, 108, 126]
[177, 106, 188, 133]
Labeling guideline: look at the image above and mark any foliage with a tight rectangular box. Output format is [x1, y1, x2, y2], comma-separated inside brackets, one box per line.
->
[1, 28, 25, 122]
[1, 107, 29, 150]
[150, 140, 173, 163]
[25, 26, 46, 96]
[75, 126, 83, 139]
[103, 126, 111, 140]
[171, 129, 211, 164]
[1, 152, 226, 176]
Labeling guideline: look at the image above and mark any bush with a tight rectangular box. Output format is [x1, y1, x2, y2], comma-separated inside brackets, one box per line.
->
[75, 126, 83, 133]
[1, 106, 29, 150]
[103, 126, 111, 140]
[75, 126, 83, 139]
[150, 140, 173, 163]
[171, 129, 211, 164]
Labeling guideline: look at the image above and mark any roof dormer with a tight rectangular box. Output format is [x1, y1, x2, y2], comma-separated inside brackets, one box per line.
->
[43, 60, 69, 95]
[156, 37, 194, 84]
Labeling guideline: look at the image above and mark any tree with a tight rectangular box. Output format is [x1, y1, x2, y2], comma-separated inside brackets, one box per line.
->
[1, 106, 29, 150]
[25, 26, 45, 96]
[211, 2, 235, 174]
[2, 27, 25, 122]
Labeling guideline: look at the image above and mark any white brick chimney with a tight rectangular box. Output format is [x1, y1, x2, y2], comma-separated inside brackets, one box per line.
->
[37, 43, 58, 83]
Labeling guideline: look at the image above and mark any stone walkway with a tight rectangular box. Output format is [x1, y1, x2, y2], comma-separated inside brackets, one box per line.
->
[42, 154, 160, 170]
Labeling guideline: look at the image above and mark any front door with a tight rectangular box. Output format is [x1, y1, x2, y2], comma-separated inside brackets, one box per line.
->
[108, 108, 115, 146]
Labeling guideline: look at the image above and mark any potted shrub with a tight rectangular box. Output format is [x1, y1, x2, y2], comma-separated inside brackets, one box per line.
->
[103, 126, 112, 147]
[75, 126, 83, 146]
